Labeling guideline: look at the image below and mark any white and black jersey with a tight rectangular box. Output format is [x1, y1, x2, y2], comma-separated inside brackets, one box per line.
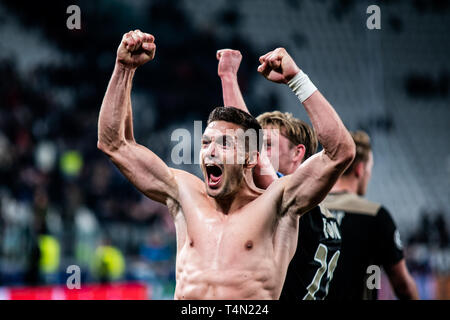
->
[280, 204, 342, 300]
[323, 192, 404, 300]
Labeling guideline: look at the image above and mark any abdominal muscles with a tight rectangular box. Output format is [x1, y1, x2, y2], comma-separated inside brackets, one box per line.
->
[174, 245, 280, 300]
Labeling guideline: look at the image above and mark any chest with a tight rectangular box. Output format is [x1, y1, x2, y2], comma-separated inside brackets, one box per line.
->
[194, 214, 264, 249]
[176, 202, 278, 257]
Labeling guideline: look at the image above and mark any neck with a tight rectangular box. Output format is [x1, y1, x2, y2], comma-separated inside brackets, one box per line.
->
[282, 159, 303, 176]
[330, 175, 358, 194]
[214, 169, 262, 214]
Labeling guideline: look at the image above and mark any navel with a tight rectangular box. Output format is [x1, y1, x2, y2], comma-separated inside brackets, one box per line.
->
[189, 239, 194, 247]
[245, 240, 253, 250]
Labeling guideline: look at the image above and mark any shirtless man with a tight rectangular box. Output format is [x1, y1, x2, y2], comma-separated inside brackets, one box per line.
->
[217, 49, 343, 300]
[97, 29, 355, 299]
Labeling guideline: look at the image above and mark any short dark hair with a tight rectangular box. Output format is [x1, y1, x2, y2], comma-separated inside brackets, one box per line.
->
[207, 106, 262, 152]
[343, 130, 372, 175]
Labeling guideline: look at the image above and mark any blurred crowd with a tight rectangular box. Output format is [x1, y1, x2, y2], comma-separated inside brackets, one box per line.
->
[404, 211, 450, 299]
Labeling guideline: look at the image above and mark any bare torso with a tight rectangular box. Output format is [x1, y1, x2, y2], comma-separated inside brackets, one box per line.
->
[99, 29, 355, 300]
[169, 170, 299, 300]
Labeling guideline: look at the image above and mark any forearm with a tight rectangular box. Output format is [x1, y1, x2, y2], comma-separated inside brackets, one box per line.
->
[125, 91, 135, 142]
[289, 73, 354, 164]
[394, 278, 420, 300]
[98, 63, 136, 150]
[280, 74, 356, 215]
[303, 91, 353, 162]
[391, 271, 420, 300]
[387, 260, 420, 300]
[220, 73, 249, 114]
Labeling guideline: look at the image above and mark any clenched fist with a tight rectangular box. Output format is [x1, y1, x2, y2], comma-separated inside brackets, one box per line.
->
[257, 48, 300, 84]
[217, 49, 242, 77]
[117, 30, 156, 69]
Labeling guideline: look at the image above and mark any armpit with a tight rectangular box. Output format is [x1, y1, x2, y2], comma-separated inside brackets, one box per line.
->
[166, 197, 181, 218]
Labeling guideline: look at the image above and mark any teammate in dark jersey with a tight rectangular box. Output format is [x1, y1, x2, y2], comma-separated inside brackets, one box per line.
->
[280, 202, 342, 300]
[323, 131, 419, 300]
[216, 49, 342, 300]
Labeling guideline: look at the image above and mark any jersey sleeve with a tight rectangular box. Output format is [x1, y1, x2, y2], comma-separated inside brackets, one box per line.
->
[374, 207, 404, 268]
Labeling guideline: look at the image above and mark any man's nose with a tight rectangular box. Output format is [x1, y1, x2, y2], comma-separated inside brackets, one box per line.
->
[207, 141, 216, 157]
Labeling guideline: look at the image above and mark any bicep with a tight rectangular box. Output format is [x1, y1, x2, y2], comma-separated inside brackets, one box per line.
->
[105, 141, 178, 204]
[281, 151, 344, 215]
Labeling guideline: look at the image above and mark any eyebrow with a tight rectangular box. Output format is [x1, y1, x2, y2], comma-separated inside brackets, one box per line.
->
[222, 134, 235, 141]
[202, 134, 235, 141]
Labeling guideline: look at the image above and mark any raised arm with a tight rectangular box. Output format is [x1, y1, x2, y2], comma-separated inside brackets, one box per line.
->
[257, 48, 355, 216]
[97, 30, 178, 205]
[217, 49, 278, 187]
[217, 49, 248, 112]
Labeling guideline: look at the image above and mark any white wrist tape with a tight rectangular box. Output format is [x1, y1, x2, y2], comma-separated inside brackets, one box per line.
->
[287, 70, 317, 103]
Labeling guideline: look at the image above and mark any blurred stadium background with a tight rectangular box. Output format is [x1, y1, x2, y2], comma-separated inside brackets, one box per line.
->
[0, 0, 448, 299]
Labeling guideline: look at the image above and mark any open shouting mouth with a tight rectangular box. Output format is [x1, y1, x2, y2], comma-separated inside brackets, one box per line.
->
[205, 164, 223, 188]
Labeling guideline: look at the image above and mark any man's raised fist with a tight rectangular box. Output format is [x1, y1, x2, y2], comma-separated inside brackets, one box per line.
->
[117, 30, 156, 69]
[257, 48, 300, 84]
[217, 49, 242, 77]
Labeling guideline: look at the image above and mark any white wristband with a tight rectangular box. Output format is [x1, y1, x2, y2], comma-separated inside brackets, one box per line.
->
[287, 70, 317, 103]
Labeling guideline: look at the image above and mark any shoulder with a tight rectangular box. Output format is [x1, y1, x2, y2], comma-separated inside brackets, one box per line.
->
[168, 168, 205, 206]
[251, 175, 291, 218]
[171, 168, 204, 187]
[322, 193, 381, 216]
[376, 206, 393, 217]
[374, 206, 398, 226]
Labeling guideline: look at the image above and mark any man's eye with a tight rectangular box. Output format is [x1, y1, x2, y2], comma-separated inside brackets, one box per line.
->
[222, 137, 228, 146]
[217, 137, 229, 147]
[201, 140, 209, 146]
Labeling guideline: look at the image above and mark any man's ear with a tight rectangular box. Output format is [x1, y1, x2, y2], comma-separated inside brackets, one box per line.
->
[293, 144, 306, 164]
[245, 151, 259, 169]
[354, 161, 364, 178]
